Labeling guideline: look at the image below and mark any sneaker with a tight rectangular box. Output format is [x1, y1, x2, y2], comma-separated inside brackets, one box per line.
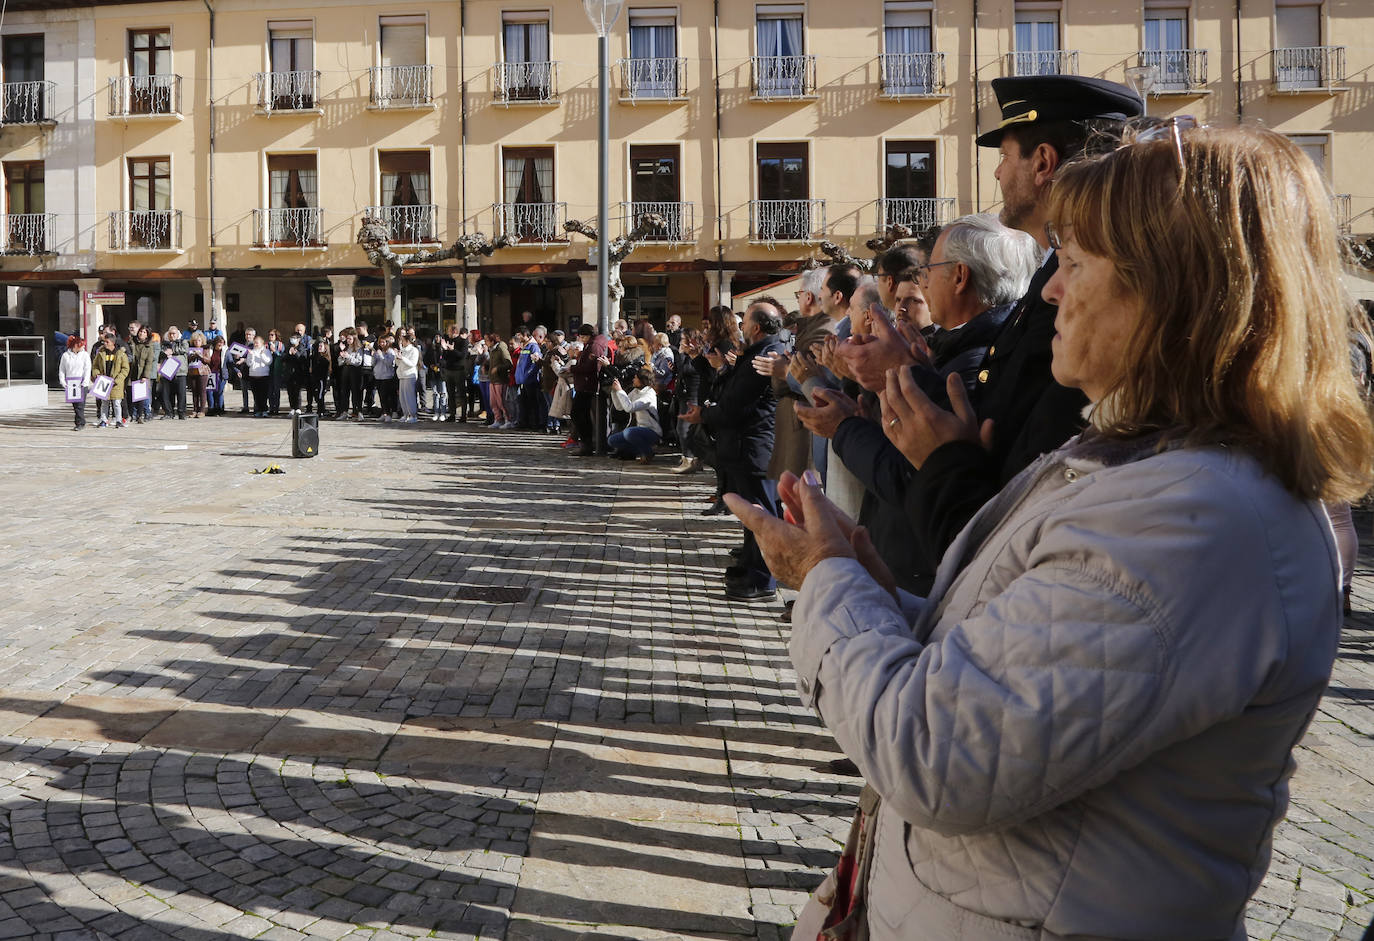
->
[97, 420, 107, 428]
[381, 415, 391, 423]
[561, 436, 577, 449]
[432, 414, 441, 422]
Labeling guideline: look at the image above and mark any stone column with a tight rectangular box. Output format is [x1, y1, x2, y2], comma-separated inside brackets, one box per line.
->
[703, 268, 735, 309]
[455, 271, 479, 333]
[327, 274, 357, 336]
[576, 270, 597, 332]
[73, 277, 102, 341]
[197, 276, 226, 333]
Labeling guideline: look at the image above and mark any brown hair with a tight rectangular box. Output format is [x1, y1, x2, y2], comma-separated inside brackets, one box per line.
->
[1048, 124, 1374, 502]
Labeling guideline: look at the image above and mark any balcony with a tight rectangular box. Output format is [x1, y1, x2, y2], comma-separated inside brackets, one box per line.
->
[494, 202, 566, 246]
[879, 53, 946, 97]
[619, 201, 694, 243]
[108, 75, 182, 118]
[3, 213, 55, 255]
[1136, 49, 1208, 93]
[255, 207, 326, 248]
[109, 210, 182, 252]
[1272, 46, 1345, 92]
[750, 55, 817, 101]
[369, 65, 433, 109]
[1007, 50, 1079, 77]
[494, 61, 558, 105]
[1, 81, 55, 125]
[618, 57, 686, 102]
[255, 70, 322, 113]
[878, 197, 956, 234]
[1333, 194, 1353, 237]
[749, 199, 825, 247]
[364, 204, 438, 245]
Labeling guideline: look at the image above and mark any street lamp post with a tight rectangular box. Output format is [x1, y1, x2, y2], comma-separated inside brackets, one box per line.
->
[584, 0, 626, 335]
[1124, 64, 1160, 114]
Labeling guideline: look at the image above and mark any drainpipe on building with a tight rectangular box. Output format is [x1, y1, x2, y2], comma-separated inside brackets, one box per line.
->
[712, 0, 724, 304]
[203, 0, 218, 329]
[460, 0, 471, 330]
[972, 0, 980, 213]
[1235, 0, 1244, 122]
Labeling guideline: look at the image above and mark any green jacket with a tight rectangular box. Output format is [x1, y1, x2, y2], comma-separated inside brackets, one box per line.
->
[487, 341, 513, 384]
[91, 347, 130, 400]
[129, 339, 156, 380]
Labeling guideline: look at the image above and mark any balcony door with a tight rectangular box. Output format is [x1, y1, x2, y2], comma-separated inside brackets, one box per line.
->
[128, 29, 171, 114]
[502, 148, 554, 242]
[630, 145, 680, 240]
[503, 16, 550, 100]
[628, 12, 677, 98]
[380, 151, 432, 243]
[1275, 4, 1322, 88]
[1144, 10, 1188, 89]
[2, 35, 44, 123]
[5, 162, 44, 253]
[380, 17, 425, 67]
[268, 154, 318, 245]
[755, 7, 804, 96]
[1014, 11, 1060, 75]
[757, 143, 809, 240]
[885, 142, 939, 230]
[884, 4, 933, 93]
[269, 22, 315, 109]
[129, 156, 171, 248]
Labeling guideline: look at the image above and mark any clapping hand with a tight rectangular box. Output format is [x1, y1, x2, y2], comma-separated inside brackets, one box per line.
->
[835, 313, 931, 393]
[788, 350, 825, 388]
[878, 368, 992, 470]
[794, 387, 860, 440]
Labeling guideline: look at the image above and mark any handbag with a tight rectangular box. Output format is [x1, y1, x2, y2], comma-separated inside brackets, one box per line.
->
[793, 784, 880, 941]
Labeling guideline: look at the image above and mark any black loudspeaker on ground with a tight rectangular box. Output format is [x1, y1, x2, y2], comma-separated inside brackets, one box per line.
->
[292, 412, 319, 459]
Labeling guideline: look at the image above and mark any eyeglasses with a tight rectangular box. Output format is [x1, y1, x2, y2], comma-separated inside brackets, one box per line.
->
[915, 260, 957, 282]
[1128, 115, 1199, 180]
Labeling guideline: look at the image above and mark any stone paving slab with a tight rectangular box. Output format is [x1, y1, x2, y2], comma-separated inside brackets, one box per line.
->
[0, 398, 1368, 939]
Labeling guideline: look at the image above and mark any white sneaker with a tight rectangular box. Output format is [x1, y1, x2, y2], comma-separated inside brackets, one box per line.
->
[382, 414, 391, 423]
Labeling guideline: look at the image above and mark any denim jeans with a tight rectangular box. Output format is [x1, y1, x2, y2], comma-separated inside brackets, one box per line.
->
[608, 425, 660, 458]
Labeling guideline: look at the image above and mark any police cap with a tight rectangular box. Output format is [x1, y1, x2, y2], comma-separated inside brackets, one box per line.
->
[976, 75, 1144, 148]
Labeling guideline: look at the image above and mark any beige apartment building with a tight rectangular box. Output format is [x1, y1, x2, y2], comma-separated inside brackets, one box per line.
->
[0, 0, 1368, 345]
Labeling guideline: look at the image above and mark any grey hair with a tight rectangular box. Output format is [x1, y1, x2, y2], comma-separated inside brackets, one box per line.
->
[851, 276, 886, 319]
[939, 213, 1040, 308]
[799, 267, 827, 297]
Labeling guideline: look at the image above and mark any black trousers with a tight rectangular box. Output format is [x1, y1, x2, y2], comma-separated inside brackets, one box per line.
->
[721, 465, 777, 590]
[571, 388, 607, 453]
[444, 368, 468, 420]
[161, 375, 187, 419]
[520, 381, 546, 429]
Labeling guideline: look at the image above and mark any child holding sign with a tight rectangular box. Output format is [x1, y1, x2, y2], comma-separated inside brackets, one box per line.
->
[59, 335, 92, 430]
[90, 335, 130, 427]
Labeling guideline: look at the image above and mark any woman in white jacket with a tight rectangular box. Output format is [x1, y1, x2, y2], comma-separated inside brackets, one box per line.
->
[59, 335, 92, 430]
[730, 125, 1374, 939]
[245, 335, 274, 417]
[607, 366, 661, 463]
[394, 333, 421, 423]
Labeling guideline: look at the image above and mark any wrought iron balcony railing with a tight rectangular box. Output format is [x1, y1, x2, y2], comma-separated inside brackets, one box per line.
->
[3, 213, 55, 255]
[878, 198, 956, 234]
[1272, 46, 1345, 91]
[1333, 194, 1353, 237]
[108, 74, 182, 117]
[750, 55, 817, 100]
[1, 81, 55, 124]
[619, 201, 694, 243]
[1136, 49, 1208, 92]
[109, 210, 181, 251]
[879, 53, 946, 96]
[618, 57, 686, 101]
[369, 65, 433, 108]
[494, 61, 558, 104]
[255, 207, 326, 247]
[1008, 50, 1079, 77]
[255, 70, 322, 112]
[494, 202, 566, 245]
[364, 204, 438, 244]
[749, 199, 825, 247]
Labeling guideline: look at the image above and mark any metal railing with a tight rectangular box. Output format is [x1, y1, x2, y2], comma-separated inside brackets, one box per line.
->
[1272, 46, 1345, 90]
[749, 198, 824, 246]
[255, 207, 325, 247]
[751, 54, 817, 100]
[255, 70, 321, 112]
[494, 201, 566, 245]
[618, 56, 686, 101]
[3, 213, 55, 255]
[1333, 194, 1353, 237]
[494, 61, 558, 103]
[619, 201, 694, 242]
[108, 74, 182, 116]
[878, 198, 956, 234]
[879, 53, 945, 96]
[1137, 49, 1208, 91]
[1, 81, 55, 124]
[1008, 50, 1079, 76]
[369, 64, 433, 108]
[109, 209, 181, 251]
[365, 204, 437, 244]
[1, 336, 44, 385]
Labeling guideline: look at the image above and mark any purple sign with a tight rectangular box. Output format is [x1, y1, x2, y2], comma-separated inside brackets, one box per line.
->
[64, 378, 85, 403]
[91, 375, 114, 400]
[131, 379, 150, 402]
[205, 372, 218, 391]
[158, 358, 180, 381]
[228, 342, 248, 359]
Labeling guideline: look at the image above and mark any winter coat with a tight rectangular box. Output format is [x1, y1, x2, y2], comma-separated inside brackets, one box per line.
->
[91, 347, 130, 399]
[487, 342, 513, 384]
[791, 431, 1341, 940]
[160, 337, 189, 378]
[700, 334, 784, 476]
[128, 339, 157, 380]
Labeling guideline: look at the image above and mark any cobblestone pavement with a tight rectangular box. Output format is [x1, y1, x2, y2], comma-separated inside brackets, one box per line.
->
[0, 396, 1369, 940]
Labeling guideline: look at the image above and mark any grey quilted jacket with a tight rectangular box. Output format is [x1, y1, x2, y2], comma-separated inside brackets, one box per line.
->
[792, 432, 1341, 940]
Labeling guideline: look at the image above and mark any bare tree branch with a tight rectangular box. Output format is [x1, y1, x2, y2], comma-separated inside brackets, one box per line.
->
[357, 211, 513, 272]
[562, 213, 668, 304]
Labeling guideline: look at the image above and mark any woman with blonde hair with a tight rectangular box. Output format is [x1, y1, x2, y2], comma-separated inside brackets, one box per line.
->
[735, 123, 1374, 939]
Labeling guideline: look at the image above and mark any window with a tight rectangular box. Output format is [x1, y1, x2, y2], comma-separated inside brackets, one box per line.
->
[884, 142, 944, 231]
[5, 162, 45, 253]
[1013, 8, 1061, 75]
[2, 35, 45, 123]
[128, 29, 172, 114]
[755, 5, 807, 97]
[267, 154, 320, 245]
[883, 3, 935, 94]
[1275, 3, 1325, 88]
[379, 151, 433, 243]
[1288, 134, 1328, 178]
[380, 15, 425, 68]
[629, 145, 683, 240]
[268, 21, 315, 110]
[501, 147, 558, 242]
[1143, 7, 1192, 90]
[502, 13, 552, 101]
[627, 9, 679, 98]
[755, 142, 811, 241]
[128, 156, 172, 248]
[375, 15, 430, 106]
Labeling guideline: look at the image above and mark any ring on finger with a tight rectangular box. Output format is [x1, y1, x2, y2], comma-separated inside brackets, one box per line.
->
[888, 418, 900, 428]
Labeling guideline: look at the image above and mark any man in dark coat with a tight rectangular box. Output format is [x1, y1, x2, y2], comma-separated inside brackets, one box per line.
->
[683, 298, 786, 601]
[440, 324, 470, 422]
[571, 323, 613, 455]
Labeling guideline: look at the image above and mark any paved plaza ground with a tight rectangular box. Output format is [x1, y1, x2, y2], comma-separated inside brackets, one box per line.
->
[0, 395, 1370, 940]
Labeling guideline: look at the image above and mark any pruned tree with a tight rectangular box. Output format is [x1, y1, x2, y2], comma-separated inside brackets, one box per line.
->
[563, 212, 667, 323]
[813, 240, 873, 272]
[865, 224, 916, 254]
[357, 212, 514, 326]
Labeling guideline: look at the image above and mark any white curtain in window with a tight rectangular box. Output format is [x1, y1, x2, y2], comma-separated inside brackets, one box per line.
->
[885, 9, 932, 54]
[630, 22, 675, 59]
[411, 170, 430, 206]
[528, 23, 549, 63]
[503, 24, 526, 62]
[533, 157, 552, 202]
[297, 168, 317, 208]
[154, 170, 170, 210]
[381, 171, 401, 206]
[503, 158, 524, 204]
[757, 16, 802, 57]
[270, 169, 290, 210]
